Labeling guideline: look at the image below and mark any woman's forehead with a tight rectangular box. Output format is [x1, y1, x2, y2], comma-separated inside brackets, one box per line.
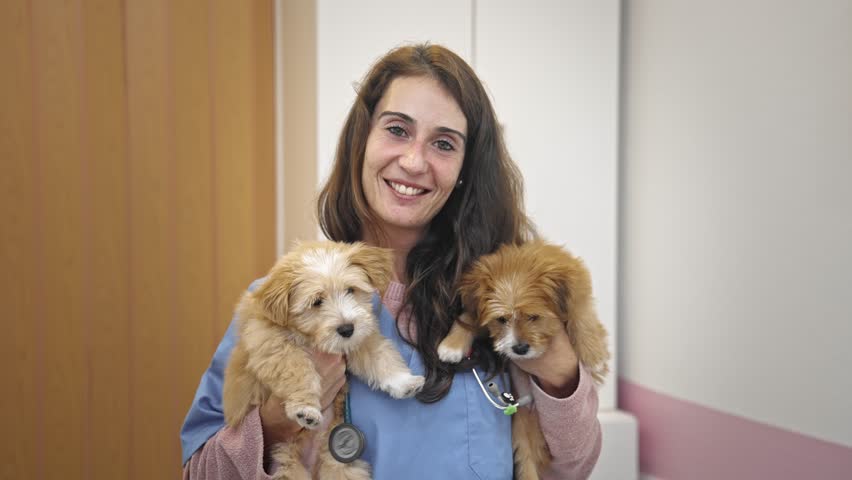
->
[375, 76, 467, 136]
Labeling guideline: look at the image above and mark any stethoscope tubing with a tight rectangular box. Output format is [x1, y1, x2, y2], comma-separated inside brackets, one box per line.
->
[471, 367, 512, 410]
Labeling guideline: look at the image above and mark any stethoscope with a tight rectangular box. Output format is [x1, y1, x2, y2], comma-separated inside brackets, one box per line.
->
[471, 366, 532, 415]
[329, 365, 532, 463]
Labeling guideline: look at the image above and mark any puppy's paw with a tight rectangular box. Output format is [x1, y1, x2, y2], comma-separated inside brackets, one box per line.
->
[285, 403, 323, 429]
[383, 373, 425, 399]
[437, 341, 465, 363]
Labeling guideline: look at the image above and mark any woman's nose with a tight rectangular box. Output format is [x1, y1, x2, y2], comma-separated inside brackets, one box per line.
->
[398, 144, 427, 174]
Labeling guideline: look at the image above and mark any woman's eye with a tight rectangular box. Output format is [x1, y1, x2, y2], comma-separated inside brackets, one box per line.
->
[434, 140, 455, 151]
[346, 287, 355, 295]
[312, 298, 323, 308]
[387, 125, 407, 137]
[497, 316, 508, 325]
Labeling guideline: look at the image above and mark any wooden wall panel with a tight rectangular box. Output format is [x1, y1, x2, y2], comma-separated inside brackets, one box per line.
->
[210, 0, 260, 335]
[171, 0, 218, 445]
[82, 0, 132, 478]
[125, 0, 175, 477]
[0, 1, 275, 478]
[0, 1, 38, 478]
[32, 0, 88, 477]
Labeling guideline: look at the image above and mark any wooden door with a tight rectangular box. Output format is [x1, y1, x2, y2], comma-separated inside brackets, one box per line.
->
[1, 1, 275, 478]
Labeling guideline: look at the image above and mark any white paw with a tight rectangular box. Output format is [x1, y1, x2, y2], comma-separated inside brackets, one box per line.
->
[437, 342, 465, 363]
[286, 403, 323, 429]
[383, 373, 425, 399]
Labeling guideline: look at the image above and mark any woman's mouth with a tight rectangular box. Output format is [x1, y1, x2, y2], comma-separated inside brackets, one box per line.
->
[386, 180, 428, 197]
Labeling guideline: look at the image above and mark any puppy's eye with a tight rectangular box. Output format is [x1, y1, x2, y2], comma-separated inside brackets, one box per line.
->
[497, 316, 508, 325]
[312, 298, 323, 308]
[346, 287, 355, 295]
[529, 315, 539, 322]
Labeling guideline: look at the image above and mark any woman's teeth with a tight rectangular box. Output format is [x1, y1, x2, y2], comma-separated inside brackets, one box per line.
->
[389, 181, 425, 196]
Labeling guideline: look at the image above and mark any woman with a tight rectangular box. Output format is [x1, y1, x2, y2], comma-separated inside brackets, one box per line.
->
[181, 44, 601, 479]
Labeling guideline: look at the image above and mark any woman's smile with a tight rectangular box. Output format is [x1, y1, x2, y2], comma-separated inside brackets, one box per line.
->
[385, 179, 428, 197]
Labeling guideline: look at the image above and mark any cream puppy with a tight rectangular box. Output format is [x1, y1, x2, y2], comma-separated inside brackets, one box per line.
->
[224, 241, 425, 480]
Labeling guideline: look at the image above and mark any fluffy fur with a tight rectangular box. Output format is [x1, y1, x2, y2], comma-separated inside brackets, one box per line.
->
[223, 241, 425, 480]
[437, 241, 609, 480]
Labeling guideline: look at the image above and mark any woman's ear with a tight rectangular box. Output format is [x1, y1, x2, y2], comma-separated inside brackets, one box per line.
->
[348, 242, 394, 295]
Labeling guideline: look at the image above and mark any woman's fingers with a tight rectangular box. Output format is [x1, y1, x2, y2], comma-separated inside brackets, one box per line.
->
[310, 351, 346, 410]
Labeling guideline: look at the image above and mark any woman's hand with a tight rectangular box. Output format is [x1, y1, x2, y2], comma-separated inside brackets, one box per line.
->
[259, 351, 347, 446]
[512, 328, 581, 398]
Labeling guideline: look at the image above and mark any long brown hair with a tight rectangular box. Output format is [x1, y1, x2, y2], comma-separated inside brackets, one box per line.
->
[317, 44, 535, 402]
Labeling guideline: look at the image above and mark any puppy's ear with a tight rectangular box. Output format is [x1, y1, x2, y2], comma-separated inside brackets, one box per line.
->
[458, 262, 492, 328]
[348, 243, 394, 296]
[570, 298, 610, 384]
[537, 244, 588, 318]
[539, 245, 610, 383]
[253, 255, 299, 325]
[552, 278, 571, 317]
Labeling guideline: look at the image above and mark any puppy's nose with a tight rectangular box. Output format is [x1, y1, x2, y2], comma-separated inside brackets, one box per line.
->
[512, 343, 530, 356]
[336, 324, 355, 338]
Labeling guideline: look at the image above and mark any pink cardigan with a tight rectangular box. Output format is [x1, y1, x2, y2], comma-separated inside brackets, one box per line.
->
[184, 283, 602, 479]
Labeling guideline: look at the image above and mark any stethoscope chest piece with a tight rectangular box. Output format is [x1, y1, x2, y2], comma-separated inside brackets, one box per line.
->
[329, 422, 366, 463]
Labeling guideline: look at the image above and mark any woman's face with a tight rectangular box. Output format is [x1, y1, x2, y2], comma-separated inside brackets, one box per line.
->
[362, 76, 467, 240]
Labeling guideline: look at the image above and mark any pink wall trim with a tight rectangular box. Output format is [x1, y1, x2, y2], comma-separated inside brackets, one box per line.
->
[618, 378, 852, 480]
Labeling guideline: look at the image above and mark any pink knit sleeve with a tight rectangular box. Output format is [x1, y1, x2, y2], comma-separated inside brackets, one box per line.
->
[510, 363, 602, 480]
[182, 407, 277, 480]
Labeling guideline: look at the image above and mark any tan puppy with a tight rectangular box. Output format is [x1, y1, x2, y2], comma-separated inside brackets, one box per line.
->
[438, 241, 609, 480]
[224, 241, 425, 480]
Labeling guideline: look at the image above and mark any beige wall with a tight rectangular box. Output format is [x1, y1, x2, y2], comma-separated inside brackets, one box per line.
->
[620, 0, 852, 447]
[0, 1, 275, 478]
[279, 0, 319, 248]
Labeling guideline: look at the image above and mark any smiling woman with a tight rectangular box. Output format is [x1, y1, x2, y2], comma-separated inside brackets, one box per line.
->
[315, 45, 537, 405]
[181, 44, 603, 480]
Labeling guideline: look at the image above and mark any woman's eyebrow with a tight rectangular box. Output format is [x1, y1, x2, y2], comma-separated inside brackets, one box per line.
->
[436, 126, 467, 145]
[378, 111, 467, 145]
[378, 110, 415, 123]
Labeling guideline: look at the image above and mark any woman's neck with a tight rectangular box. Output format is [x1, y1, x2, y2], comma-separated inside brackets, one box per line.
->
[363, 226, 423, 283]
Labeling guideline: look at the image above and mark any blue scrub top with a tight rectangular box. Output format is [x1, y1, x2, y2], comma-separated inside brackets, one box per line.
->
[180, 280, 514, 479]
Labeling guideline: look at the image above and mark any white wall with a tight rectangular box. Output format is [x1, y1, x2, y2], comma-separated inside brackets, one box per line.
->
[317, 0, 622, 410]
[475, 0, 621, 410]
[620, 0, 852, 447]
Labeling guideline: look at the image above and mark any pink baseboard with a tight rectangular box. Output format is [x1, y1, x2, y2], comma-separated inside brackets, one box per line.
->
[618, 378, 852, 480]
